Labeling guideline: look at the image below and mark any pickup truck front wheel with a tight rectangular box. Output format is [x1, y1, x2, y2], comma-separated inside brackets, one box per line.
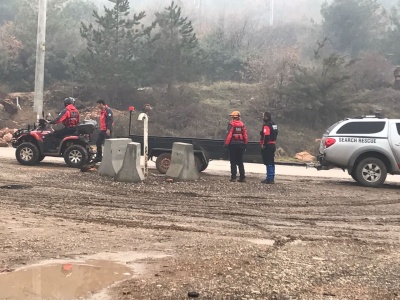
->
[355, 157, 387, 188]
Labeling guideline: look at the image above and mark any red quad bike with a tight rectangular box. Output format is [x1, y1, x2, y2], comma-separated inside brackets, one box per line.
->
[12, 116, 97, 168]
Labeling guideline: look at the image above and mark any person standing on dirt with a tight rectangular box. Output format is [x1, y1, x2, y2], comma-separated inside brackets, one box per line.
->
[260, 111, 278, 184]
[224, 111, 248, 182]
[93, 99, 114, 163]
[45, 97, 80, 149]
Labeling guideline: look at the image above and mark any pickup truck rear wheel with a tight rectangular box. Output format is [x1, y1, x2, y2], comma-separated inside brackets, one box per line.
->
[350, 170, 358, 182]
[355, 157, 387, 187]
[156, 153, 171, 174]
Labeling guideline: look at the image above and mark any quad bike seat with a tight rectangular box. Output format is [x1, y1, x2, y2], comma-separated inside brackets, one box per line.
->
[76, 120, 96, 135]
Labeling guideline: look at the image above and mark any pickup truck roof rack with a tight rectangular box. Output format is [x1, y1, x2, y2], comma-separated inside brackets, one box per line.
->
[353, 113, 385, 119]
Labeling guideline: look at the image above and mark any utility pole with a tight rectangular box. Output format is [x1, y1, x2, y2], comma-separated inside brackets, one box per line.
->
[269, 0, 274, 26]
[33, 0, 47, 119]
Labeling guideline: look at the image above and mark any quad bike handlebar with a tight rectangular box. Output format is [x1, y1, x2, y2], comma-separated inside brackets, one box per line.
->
[38, 118, 52, 129]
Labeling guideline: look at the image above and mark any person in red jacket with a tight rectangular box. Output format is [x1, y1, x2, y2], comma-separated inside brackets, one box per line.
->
[93, 99, 114, 163]
[45, 97, 80, 150]
[260, 111, 278, 184]
[224, 111, 248, 182]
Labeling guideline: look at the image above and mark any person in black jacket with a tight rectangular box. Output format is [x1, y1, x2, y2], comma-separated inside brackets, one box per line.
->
[93, 99, 114, 163]
[260, 112, 278, 184]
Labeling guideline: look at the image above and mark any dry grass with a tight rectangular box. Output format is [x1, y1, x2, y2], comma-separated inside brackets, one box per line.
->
[110, 82, 325, 157]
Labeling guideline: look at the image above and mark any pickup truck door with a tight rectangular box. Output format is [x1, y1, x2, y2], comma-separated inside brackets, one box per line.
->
[389, 122, 400, 169]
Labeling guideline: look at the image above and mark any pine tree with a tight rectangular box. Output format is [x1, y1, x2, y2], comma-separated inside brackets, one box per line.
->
[281, 41, 353, 128]
[200, 18, 243, 83]
[152, 1, 199, 98]
[77, 0, 155, 100]
[0, 0, 21, 25]
[321, 0, 386, 57]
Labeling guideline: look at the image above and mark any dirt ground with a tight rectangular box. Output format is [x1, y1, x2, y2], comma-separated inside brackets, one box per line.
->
[0, 158, 399, 300]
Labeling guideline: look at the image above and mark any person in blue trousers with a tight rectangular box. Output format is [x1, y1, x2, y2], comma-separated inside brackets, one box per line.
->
[260, 112, 278, 184]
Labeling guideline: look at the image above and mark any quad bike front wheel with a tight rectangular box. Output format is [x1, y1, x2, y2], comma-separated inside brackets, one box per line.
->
[16, 142, 40, 166]
[64, 145, 88, 168]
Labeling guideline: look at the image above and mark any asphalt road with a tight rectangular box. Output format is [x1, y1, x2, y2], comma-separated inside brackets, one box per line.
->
[2, 146, 400, 183]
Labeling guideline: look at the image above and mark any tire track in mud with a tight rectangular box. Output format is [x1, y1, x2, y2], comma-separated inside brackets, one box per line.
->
[1, 165, 400, 243]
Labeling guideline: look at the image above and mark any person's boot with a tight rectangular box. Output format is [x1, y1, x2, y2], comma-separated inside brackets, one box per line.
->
[261, 179, 274, 184]
[92, 155, 102, 163]
[266, 165, 275, 183]
[230, 177, 237, 182]
[238, 177, 246, 182]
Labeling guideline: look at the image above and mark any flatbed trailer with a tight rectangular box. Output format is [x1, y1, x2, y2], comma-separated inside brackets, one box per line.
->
[128, 134, 306, 174]
[128, 134, 263, 173]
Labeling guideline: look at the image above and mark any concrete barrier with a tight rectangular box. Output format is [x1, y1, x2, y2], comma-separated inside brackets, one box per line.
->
[98, 138, 131, 177]
[166, 142, 200, 181]
[115, 142, 144, 183]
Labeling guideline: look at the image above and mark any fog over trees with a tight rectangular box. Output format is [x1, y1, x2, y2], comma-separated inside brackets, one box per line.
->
[1, 0, 400, 133]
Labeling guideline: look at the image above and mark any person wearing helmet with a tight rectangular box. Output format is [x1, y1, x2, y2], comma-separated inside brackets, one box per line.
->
[260, 111, 278, 184]
[224, 111, 248, 182]
[45, 97, 80, 150]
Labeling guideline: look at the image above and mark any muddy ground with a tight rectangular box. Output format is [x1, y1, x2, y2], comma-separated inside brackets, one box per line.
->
[0, 158, 399, 300]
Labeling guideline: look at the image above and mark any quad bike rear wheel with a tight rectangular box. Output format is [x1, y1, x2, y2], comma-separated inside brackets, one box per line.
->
[16, 142, 40, 166]
[64, 144, 88, 168]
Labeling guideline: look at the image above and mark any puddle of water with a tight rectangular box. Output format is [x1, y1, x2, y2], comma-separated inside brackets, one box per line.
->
[0, 259, 132, 300]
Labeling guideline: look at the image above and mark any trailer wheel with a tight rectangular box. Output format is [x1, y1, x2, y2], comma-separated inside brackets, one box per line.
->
[156, 153, 171, 174]
[194, 156, 208, 172]
[194, 156, 202, 172]
[200, 161, 209, 172]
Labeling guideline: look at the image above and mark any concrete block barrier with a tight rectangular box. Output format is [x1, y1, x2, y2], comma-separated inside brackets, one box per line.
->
[166, 142, 200, 181]
[98, 138, 131, 177]
[115, 142, 144, 183]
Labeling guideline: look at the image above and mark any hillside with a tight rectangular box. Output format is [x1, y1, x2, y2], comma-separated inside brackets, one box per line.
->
[2, 82, 400, 157]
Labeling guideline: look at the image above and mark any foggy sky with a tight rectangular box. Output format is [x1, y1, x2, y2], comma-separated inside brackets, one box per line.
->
[90, 0, 328, 24]
[88, 0, 399, 23]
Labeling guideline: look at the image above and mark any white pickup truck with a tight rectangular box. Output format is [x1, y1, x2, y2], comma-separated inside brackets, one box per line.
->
[317, 115, 400, 187]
